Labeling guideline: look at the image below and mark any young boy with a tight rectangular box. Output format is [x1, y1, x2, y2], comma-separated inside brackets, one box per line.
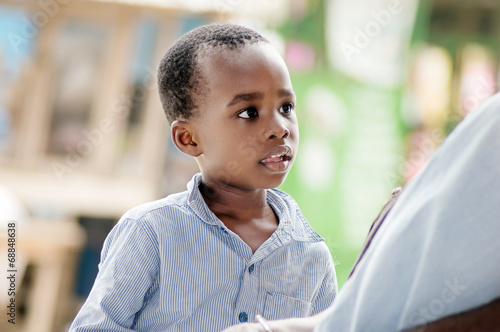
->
[70, 23, 337, 331]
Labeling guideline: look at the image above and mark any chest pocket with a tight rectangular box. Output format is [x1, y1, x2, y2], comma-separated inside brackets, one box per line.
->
[263, 292, 313, 320]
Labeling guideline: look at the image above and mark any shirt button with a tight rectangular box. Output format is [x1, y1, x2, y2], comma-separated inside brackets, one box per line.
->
[248, 264, 254, 273]
[238, 312, 248, 322]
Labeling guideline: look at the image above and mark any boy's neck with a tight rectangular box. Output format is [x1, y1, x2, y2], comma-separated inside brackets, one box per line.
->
[198, 180, 270, 222]
[198, 178, 280, 253]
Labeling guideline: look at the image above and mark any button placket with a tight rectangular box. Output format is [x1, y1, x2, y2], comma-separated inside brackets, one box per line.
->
[234, 260, 259, 325]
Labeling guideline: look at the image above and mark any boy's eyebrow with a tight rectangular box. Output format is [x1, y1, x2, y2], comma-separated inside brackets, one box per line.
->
[226, 89, 295, 107]
[226, 92, 263, 107]
[278, 89, 296, 99]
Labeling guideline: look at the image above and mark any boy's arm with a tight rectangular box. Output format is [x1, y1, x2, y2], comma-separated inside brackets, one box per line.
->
[70, 218, 159, 331]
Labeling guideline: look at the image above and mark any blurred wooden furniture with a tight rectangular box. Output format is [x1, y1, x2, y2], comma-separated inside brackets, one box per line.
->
[0, 220, 85, 332]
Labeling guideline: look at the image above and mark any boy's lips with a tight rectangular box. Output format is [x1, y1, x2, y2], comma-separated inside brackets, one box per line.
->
[259, 145, 293, 172]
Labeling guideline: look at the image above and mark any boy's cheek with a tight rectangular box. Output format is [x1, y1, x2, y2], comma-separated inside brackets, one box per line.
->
[225, 160, 243, 176]
[237, 141, 258, 162]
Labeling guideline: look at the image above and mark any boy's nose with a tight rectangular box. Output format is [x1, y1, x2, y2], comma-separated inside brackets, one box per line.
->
[262, 117, 290, 140]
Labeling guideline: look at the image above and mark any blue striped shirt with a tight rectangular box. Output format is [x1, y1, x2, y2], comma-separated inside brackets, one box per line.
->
[70, 173, 337, 331]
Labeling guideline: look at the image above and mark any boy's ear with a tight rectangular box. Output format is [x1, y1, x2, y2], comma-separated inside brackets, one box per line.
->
[171, 120, 202, 157]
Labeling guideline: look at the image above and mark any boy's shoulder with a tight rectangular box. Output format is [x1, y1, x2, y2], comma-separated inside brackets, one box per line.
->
[268, 187, 303, 221]
[268, 188, 325, 244]
[269, 188, 334, 268]
[120, 190, 192, 224]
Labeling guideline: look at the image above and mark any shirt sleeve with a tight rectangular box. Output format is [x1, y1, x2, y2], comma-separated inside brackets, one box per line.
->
[311, 247, 338, 315]
[70, 217, 159, 331]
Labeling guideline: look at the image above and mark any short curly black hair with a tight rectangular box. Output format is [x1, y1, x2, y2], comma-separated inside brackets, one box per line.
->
[157, 23, 268, 124]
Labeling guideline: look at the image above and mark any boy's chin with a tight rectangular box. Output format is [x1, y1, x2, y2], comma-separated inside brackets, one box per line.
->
[201, 168, 291, 190]
[262, 172, 290, 189]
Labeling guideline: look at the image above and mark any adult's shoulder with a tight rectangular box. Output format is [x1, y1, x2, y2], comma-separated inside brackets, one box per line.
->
[316, 93, 500, 332]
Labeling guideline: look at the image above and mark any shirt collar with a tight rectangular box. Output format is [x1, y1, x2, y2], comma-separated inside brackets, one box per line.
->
[187, 173, 219, 225]
[186, 173, 323, 243]
[266, 189, 324, 243]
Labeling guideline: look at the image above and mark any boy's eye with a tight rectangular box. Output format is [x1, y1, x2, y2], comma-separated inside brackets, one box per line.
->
[238, 107, 259, 119]
[280, 103, 294, 114]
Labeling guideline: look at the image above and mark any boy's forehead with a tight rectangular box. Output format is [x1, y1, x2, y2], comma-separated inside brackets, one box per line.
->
[197, 43, 291, 88]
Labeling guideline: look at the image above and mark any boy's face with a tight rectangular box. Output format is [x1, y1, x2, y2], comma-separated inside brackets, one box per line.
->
[192, 43, 299, 190]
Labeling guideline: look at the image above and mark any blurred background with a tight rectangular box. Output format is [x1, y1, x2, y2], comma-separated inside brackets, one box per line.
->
[0, 0, 498, 330]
